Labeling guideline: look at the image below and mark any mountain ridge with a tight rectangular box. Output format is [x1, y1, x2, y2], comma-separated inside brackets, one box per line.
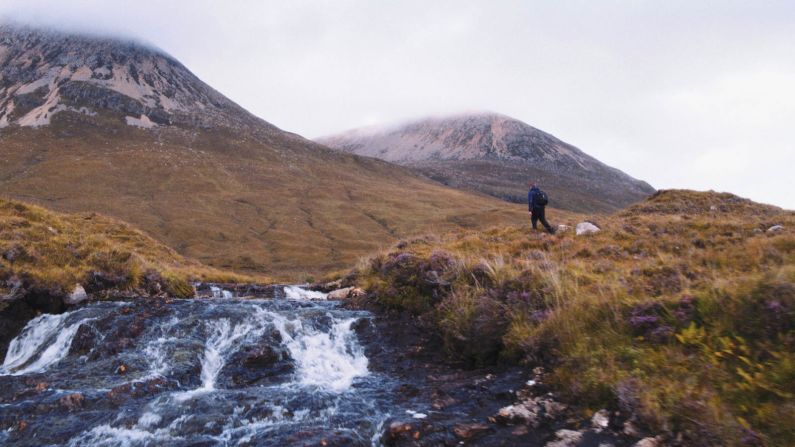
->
[318, 112, 655, 213]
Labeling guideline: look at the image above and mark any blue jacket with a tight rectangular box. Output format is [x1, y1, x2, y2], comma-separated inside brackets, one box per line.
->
[528, 186, 542, 211]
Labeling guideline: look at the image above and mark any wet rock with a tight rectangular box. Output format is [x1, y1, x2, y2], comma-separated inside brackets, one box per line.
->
[106, 377, 169, 403]
[58, 393, 84, 411]
[64, 284, 88, 305]
[576, 222, 601, 236]
[26, 286, 65, 315]
[84, 270, 128, 293]
[634, 437, 662, 447]
[496, 402, 538, 426]
[767, 225, 784, 233]
[623, 420, 642, 437]
[69, 324, 98, 356]
[242, 345, 281, 368]
[431, 389, 458, 410]
[350, 317, 372, 334]
[327, 287, 354, 300]
[453, 422, 492, 440]
[546, 429, 584, 447]
[383, 421, 418, 445]
[591, 409, 609, 431]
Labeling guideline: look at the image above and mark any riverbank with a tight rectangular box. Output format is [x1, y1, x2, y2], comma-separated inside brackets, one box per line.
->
[339, 190, 795, 446]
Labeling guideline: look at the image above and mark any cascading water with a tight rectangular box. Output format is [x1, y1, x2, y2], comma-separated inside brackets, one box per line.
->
[0, 287, 400, 447]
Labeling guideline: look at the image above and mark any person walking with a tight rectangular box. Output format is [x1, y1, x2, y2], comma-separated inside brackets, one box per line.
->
[528, 180, 555, 234]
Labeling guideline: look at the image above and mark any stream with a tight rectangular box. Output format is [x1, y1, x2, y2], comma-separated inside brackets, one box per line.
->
[0, 286, 407, 446]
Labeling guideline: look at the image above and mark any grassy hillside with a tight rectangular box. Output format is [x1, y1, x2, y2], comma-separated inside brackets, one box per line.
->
[0, 197, 254, 299]
[348, 190, 794, 445]
[413, 159, 652, 213]
[0, 112, 528, 281]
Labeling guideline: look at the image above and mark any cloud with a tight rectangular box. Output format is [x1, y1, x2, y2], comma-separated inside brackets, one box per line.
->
[1, 0, 793, 208]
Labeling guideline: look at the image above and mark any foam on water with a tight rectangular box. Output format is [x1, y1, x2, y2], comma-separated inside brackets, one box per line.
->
[283, 286, 328, 300]
[271, 314, 369, 392]
[209, 286, 234, 299]
[2, 298, 388, 446]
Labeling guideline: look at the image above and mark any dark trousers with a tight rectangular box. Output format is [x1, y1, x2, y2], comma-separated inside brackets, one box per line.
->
[531, 207, 554, 233]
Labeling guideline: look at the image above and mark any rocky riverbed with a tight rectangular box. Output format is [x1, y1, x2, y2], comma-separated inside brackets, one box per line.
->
[0, 286, 653, 446]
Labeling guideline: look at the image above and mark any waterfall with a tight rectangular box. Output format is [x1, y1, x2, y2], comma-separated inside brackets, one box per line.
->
[271, 314, 369, 392]
[2, 296, 390, 446]
[1, 311, 91, 376]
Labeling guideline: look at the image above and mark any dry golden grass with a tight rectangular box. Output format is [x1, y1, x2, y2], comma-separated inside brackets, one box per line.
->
[351, 190, 795, 445]
[0, 111, 529, 282]
[0, 197, 261, 297]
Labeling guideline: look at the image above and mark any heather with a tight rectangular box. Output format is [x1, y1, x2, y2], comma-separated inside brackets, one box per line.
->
[0, 198, 259, 300]
[350, 190, 795, 445]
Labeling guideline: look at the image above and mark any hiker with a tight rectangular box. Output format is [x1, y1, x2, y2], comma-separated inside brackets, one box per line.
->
[528, 180, 555, 234]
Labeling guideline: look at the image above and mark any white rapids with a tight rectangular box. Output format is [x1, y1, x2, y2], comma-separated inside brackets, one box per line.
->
[0, 311, 93, 376]
[0, 288, 396, 447]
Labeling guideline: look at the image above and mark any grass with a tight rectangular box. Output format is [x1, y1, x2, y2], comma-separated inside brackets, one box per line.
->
[0, 198, 261, 300]
[349, 190, 795, 445]
[0, 111, 529, 281]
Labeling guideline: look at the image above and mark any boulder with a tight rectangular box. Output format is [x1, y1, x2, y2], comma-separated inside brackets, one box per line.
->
[576, 222, 601, 236]
[327, 287, 354, 300]
[453, 423, 491, 440]
[496, 403, 538, 426]
[242, 345, 283, 368]
[634, 437, 661, 447]
[65, 284, 88, 305]
[623, 420, 642, 437]
[767, 225, 784, 233]
[546, 429, 584, 447]
[591, 409, 609, 431]
[557, 224, 571, 233]
[59, 393, 84, 411]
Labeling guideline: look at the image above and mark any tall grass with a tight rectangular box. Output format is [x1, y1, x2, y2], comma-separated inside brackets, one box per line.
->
[351, 190, 795, 445]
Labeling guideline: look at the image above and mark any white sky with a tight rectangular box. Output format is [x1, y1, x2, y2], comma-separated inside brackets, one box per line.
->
[2, 0, 793, 209]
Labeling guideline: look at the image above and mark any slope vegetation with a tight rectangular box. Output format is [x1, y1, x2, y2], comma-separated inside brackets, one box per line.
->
[0, 25, 527, 280]
[0, 197, 252, 357]
[347, 190, 795, 445]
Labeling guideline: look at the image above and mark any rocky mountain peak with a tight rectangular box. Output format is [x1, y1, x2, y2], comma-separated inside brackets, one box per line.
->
[319, 112, 655, 213]
[318, 112, 597, 169]
[0, 24, 272, 131]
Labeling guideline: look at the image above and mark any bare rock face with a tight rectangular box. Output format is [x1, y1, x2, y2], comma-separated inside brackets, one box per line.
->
[0, 24, 275, 132]
[318, 113, 655, 213]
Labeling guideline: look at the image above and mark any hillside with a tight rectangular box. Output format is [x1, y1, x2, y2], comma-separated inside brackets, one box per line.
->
[0, 25, 527, 280]
[318, 113, 655, 213]
[343, 190, 795, 445]
[0, 197, 252, 356]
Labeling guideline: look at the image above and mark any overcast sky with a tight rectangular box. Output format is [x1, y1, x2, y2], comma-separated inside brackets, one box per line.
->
[2, 0, 793, 209]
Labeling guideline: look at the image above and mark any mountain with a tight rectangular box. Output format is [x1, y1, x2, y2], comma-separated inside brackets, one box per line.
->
[0, 25, 528, 280]
[318, 113, 655, 213]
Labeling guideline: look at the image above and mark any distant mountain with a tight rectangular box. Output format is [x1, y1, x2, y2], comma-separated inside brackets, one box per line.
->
[318, 113, 655, 213]
[0, 25, 527, 280]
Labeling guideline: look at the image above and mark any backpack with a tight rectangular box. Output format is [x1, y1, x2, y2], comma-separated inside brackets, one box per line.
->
[535, 190, 549, 206]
